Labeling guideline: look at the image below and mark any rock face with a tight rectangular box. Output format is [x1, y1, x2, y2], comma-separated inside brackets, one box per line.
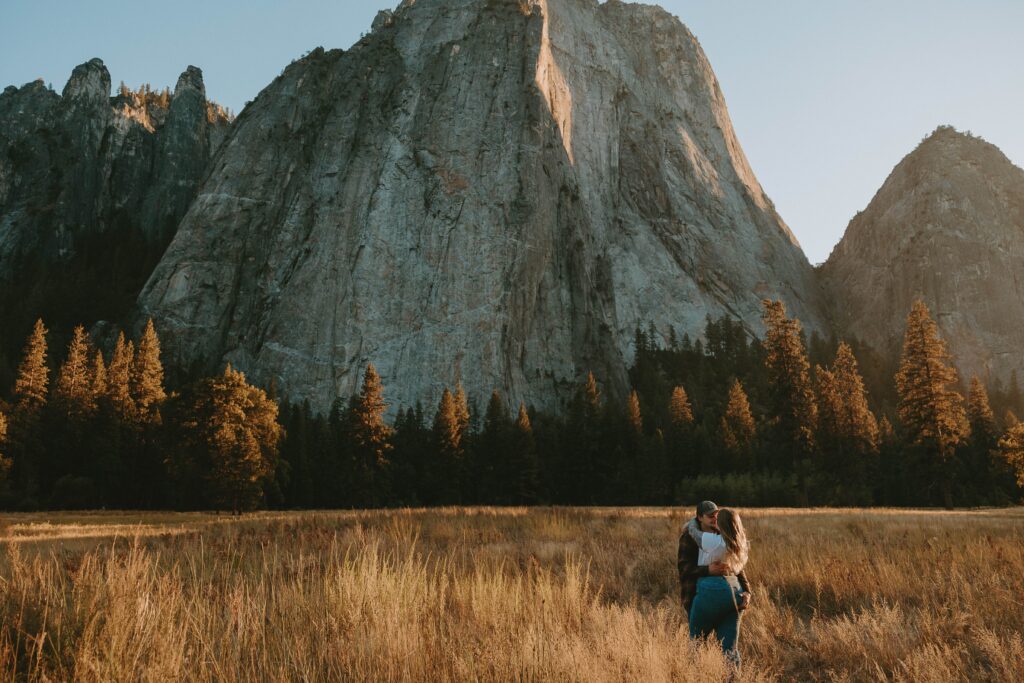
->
[0, 58, 231, 275]
[136, 0, 827, 414]
[821, 126, 1024, 384]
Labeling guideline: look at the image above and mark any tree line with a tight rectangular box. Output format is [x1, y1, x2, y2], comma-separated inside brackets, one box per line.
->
[1, 300, 1023, 511]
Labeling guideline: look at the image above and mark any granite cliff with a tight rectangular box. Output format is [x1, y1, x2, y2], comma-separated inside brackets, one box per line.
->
[821, 126, 1024, 385]
[0, 58, 230, 270]
[0, 58, 230, 381]
[135, 0, 827, 413]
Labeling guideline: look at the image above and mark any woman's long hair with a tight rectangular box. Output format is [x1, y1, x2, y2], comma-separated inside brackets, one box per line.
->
[716, 508, 749, 574]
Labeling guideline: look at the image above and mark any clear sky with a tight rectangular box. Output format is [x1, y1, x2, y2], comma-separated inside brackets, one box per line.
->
[2, 1, 1021, 263]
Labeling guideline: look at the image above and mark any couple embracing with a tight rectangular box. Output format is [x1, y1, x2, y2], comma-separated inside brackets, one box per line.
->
[677, 500, 752, 667]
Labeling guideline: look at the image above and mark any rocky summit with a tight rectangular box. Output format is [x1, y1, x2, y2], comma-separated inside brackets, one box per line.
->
[0, 57, 231, 385]
[0, 59, 230, 273]
[821, 126, 1024, 385]
[134, 0, 826, 414]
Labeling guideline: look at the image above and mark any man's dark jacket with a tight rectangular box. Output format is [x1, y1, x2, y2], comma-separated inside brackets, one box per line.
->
[677, 521, 751, 613]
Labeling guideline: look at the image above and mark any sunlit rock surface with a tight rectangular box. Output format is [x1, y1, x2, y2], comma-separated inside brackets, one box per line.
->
[135, 0, 827, 413]
[821, 126, 1024, 385]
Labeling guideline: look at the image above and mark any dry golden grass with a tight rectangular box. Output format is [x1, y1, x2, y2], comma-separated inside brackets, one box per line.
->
[1, 507, 1022, 681]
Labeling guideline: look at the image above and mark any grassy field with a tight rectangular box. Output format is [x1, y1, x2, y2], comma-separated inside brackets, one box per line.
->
[1, 507, 1023, 682]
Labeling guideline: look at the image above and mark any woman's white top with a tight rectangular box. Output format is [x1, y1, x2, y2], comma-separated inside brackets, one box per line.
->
[697, 532, 728, 566]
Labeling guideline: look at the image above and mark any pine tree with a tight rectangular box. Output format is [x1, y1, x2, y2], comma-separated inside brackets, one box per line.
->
[619, 389, 646, 503]
[721, 379, 756, 465]
[761, 300, 818, 468]
[432, 387, 464, 504]
[814, 343, 878, 503]
[831, 343, 879, 453]
[997, 423, 1024, 488]
[626, 390, 643, 436]
[10, 319, 50, 497]
[0, 410, 9, 482]
[105, 332, 137, 422]
[966, 376, 1005, 502]
[563, 371, 607, 503]
[347, 363, 393, 506]
[177, 364, 284, 513]
[478, 390, 510, 503]
[54, 326, 96, 420]
[454, 382, 471, 443]
[665, 385, 696, 482]
[511, 402, 539, 503]
[13, 319, 49, 419]
[668, 386, 694, 427]
[894, 300, 969, 508]
[1006, 410, 1020, 429]
[967, 376, 998, 446]
[132, 319, 166, 424]
[89, 350, 107, 403]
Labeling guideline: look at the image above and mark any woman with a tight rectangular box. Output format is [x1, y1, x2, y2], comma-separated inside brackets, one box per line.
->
[685, 508, 749, 666]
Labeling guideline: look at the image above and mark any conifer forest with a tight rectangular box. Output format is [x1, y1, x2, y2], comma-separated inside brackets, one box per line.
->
[2, 300, 1021, 512]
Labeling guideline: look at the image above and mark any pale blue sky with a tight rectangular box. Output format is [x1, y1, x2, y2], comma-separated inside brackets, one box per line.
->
[2, 1, 1021, 263]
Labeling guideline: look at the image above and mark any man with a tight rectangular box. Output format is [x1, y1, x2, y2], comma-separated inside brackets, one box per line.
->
[677, 500, 752, 615]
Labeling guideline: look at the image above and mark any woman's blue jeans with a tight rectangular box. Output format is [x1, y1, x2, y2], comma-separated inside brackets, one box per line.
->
[688, 576, 742, 665]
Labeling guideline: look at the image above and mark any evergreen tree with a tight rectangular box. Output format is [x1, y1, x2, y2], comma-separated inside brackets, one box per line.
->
[761, 300, 818, 470]
[831, 343, 880, 453]
[478, 390, 511, 503]
[668, 386, 694, 427]
[626, 390, 643, 436]
[453, 382, 474, 499]
[132, 319, 166, 424]
[966, 376, 1009, 503]
[815, 343, 878, 503]
[105, 332, 137, 423]
[561, 372, 605, 503]
[279, 401, 312, 507]
[454, 382, 471, 443]
[720, 379, 756, 467]
[967, 376, 998, 445]
[10, 318, 50, 499]
[876, 415, 902, 504]
[997, 422, 1024, 489]
[53, 325, 95, 420]
[666, 385, 696, 482]
[176, 364, 284, 512]
[431, 387, 464, 504]
[511, 402, 539, 503]
[89, 350, 107, 403]
[0, 410, 9, 483]
[347, 363, 394, 506]
[391, 404, 428, 506]
[1005, 410, 1020, 429]
[894, 300, 969, 508]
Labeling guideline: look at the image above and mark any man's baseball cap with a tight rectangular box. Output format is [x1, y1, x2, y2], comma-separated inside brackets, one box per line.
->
[696, 500, 719, 517]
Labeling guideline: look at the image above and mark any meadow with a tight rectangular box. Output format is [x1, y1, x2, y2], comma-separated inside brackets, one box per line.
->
[1, 507, 1022, 682]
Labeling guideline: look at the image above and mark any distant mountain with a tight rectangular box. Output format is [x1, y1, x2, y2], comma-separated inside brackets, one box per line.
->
[131, 0, 827, 414]
[0, 59, 230, 383]
[821, 126, 1024, 386]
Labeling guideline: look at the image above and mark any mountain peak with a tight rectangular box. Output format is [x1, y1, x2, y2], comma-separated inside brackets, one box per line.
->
[62, 58, 110, 104]
[823, 126, 1024, 385]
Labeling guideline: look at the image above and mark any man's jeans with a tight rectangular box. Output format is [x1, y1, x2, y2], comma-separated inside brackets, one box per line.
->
[688, 575, 742, 665]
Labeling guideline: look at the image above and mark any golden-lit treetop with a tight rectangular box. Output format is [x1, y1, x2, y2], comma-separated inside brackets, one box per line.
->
[721, 378, 756, 453]
[668, 386, 694, 427]
[14, 318, 49, 413]
[895, 300, 969, 458]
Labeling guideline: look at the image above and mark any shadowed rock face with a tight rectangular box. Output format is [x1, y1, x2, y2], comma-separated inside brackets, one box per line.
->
[0, 59, 231, 271]
[821, 126, 1024, 385]
[135, 0, 827, 414]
